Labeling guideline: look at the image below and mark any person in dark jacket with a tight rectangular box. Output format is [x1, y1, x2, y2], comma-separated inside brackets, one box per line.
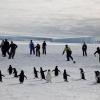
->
[63, 69, 70, 82]
[18, 70, 27, 84]
[79, 68, 86, 80]
[8, 65, 13, 75]
[94, 47, 100, 62]
[0, 40, 5, 56]
[42, 41, 47, 55]
[82, 42, 87, 56]
[3, 39, 10, 57]
[9, 41, 17, 59]
[52, 66, 60, 76]
[40, 67, 47, 80]
[13, 68, 18, 77]
[35, 44, 40, 57]
[0, 70, 5, 82]
[94, 71, 100, 83]
[33, 67, 39, 78]
[62, 45, 74, 62]
[29, 40, 35, 55]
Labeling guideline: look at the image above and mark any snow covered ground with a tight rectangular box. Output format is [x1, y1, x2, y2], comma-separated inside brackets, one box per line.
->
[0, 41, 100, 100]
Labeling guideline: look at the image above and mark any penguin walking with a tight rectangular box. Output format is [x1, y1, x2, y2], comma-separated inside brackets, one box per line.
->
[46, 69, 52, 83]
[63, 69, 70, 82]
[0, 70, 5, 82]
[33, 67, 39, 78]
[18, 70, 27, 84]
[79, 68, 86, 80]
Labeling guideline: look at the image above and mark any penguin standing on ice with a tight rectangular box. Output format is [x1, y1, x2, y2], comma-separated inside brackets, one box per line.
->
[13, 68, 18, 77]
[52, 66, 60, 76]
[8, 65, 13, 75]
[40, 67, 47, 80]
[46, 69, 52, 83]
[94, 71, 100, 83]
[0, 70, 5, 82]
[33, 67, 39, 78]
[18, 70, 27, 84]
[63, 69, 70, 82]
[79, 68, 86, 80]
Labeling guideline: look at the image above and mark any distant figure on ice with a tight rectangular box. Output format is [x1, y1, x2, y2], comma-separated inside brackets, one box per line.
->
[63, 69, 70, 82]
[40, 67, 47, 80]
[46, 69, 52, 83]
[3, 39, 10, 57]
[9, 41, 18, 59]
[62, 45, 74, 62]
[42, 41, 47, 55]
[13, 68, 18, 77]
[94, 71, 100, 83]
[79, 68, 86, 80]
[35, 44, 40, 57]
[18, 70, 27, 84]
[8, 65, 13, 75]
[29, 40, 35, 55]
[0, 70, 5, 82]
[33, 67, 39, 78]
[0, 40, 5, 56]
[94, 47, 100, 62]
[52, 66, 60, 76]
[82, 42, 87, 56]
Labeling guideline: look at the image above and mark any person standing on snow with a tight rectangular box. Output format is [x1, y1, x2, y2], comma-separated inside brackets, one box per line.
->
[62, 45, 74, 62]
[9, 41, 17, 59]
[82, 42, 87, 56]
[0, 40, 5, 56]
[94, 47, 100, 62]
[42, 41, 47, 55]
[29, 40, 35, 55]
[46, 69, 52, 83]
[3, 39, 10, 57]
[35, 44, 40, 57]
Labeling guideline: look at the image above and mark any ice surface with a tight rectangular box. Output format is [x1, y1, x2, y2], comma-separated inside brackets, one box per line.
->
[0, 41, 100, 100]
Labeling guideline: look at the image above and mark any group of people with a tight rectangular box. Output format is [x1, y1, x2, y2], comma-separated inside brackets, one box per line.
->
[0, 65, 100, 84]
[0, 39, 100, 63]
[0, 39, 17, 59]
[29, 40, 47, 57]
[62, 42, 100, 63]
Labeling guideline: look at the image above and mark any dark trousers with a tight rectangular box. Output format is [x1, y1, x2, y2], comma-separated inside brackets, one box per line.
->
[9, 50, 16, 59]
[3, 49, 9, 57]
[83, 50, 87, 56]
[36, 50, 40, 57]
[42, 48, 46, 54]
[66, 54, 73, 61]
[30, 48, 35, 55]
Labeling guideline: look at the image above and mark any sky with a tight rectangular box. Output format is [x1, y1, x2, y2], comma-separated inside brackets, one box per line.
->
[0, 0, 100, 36]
